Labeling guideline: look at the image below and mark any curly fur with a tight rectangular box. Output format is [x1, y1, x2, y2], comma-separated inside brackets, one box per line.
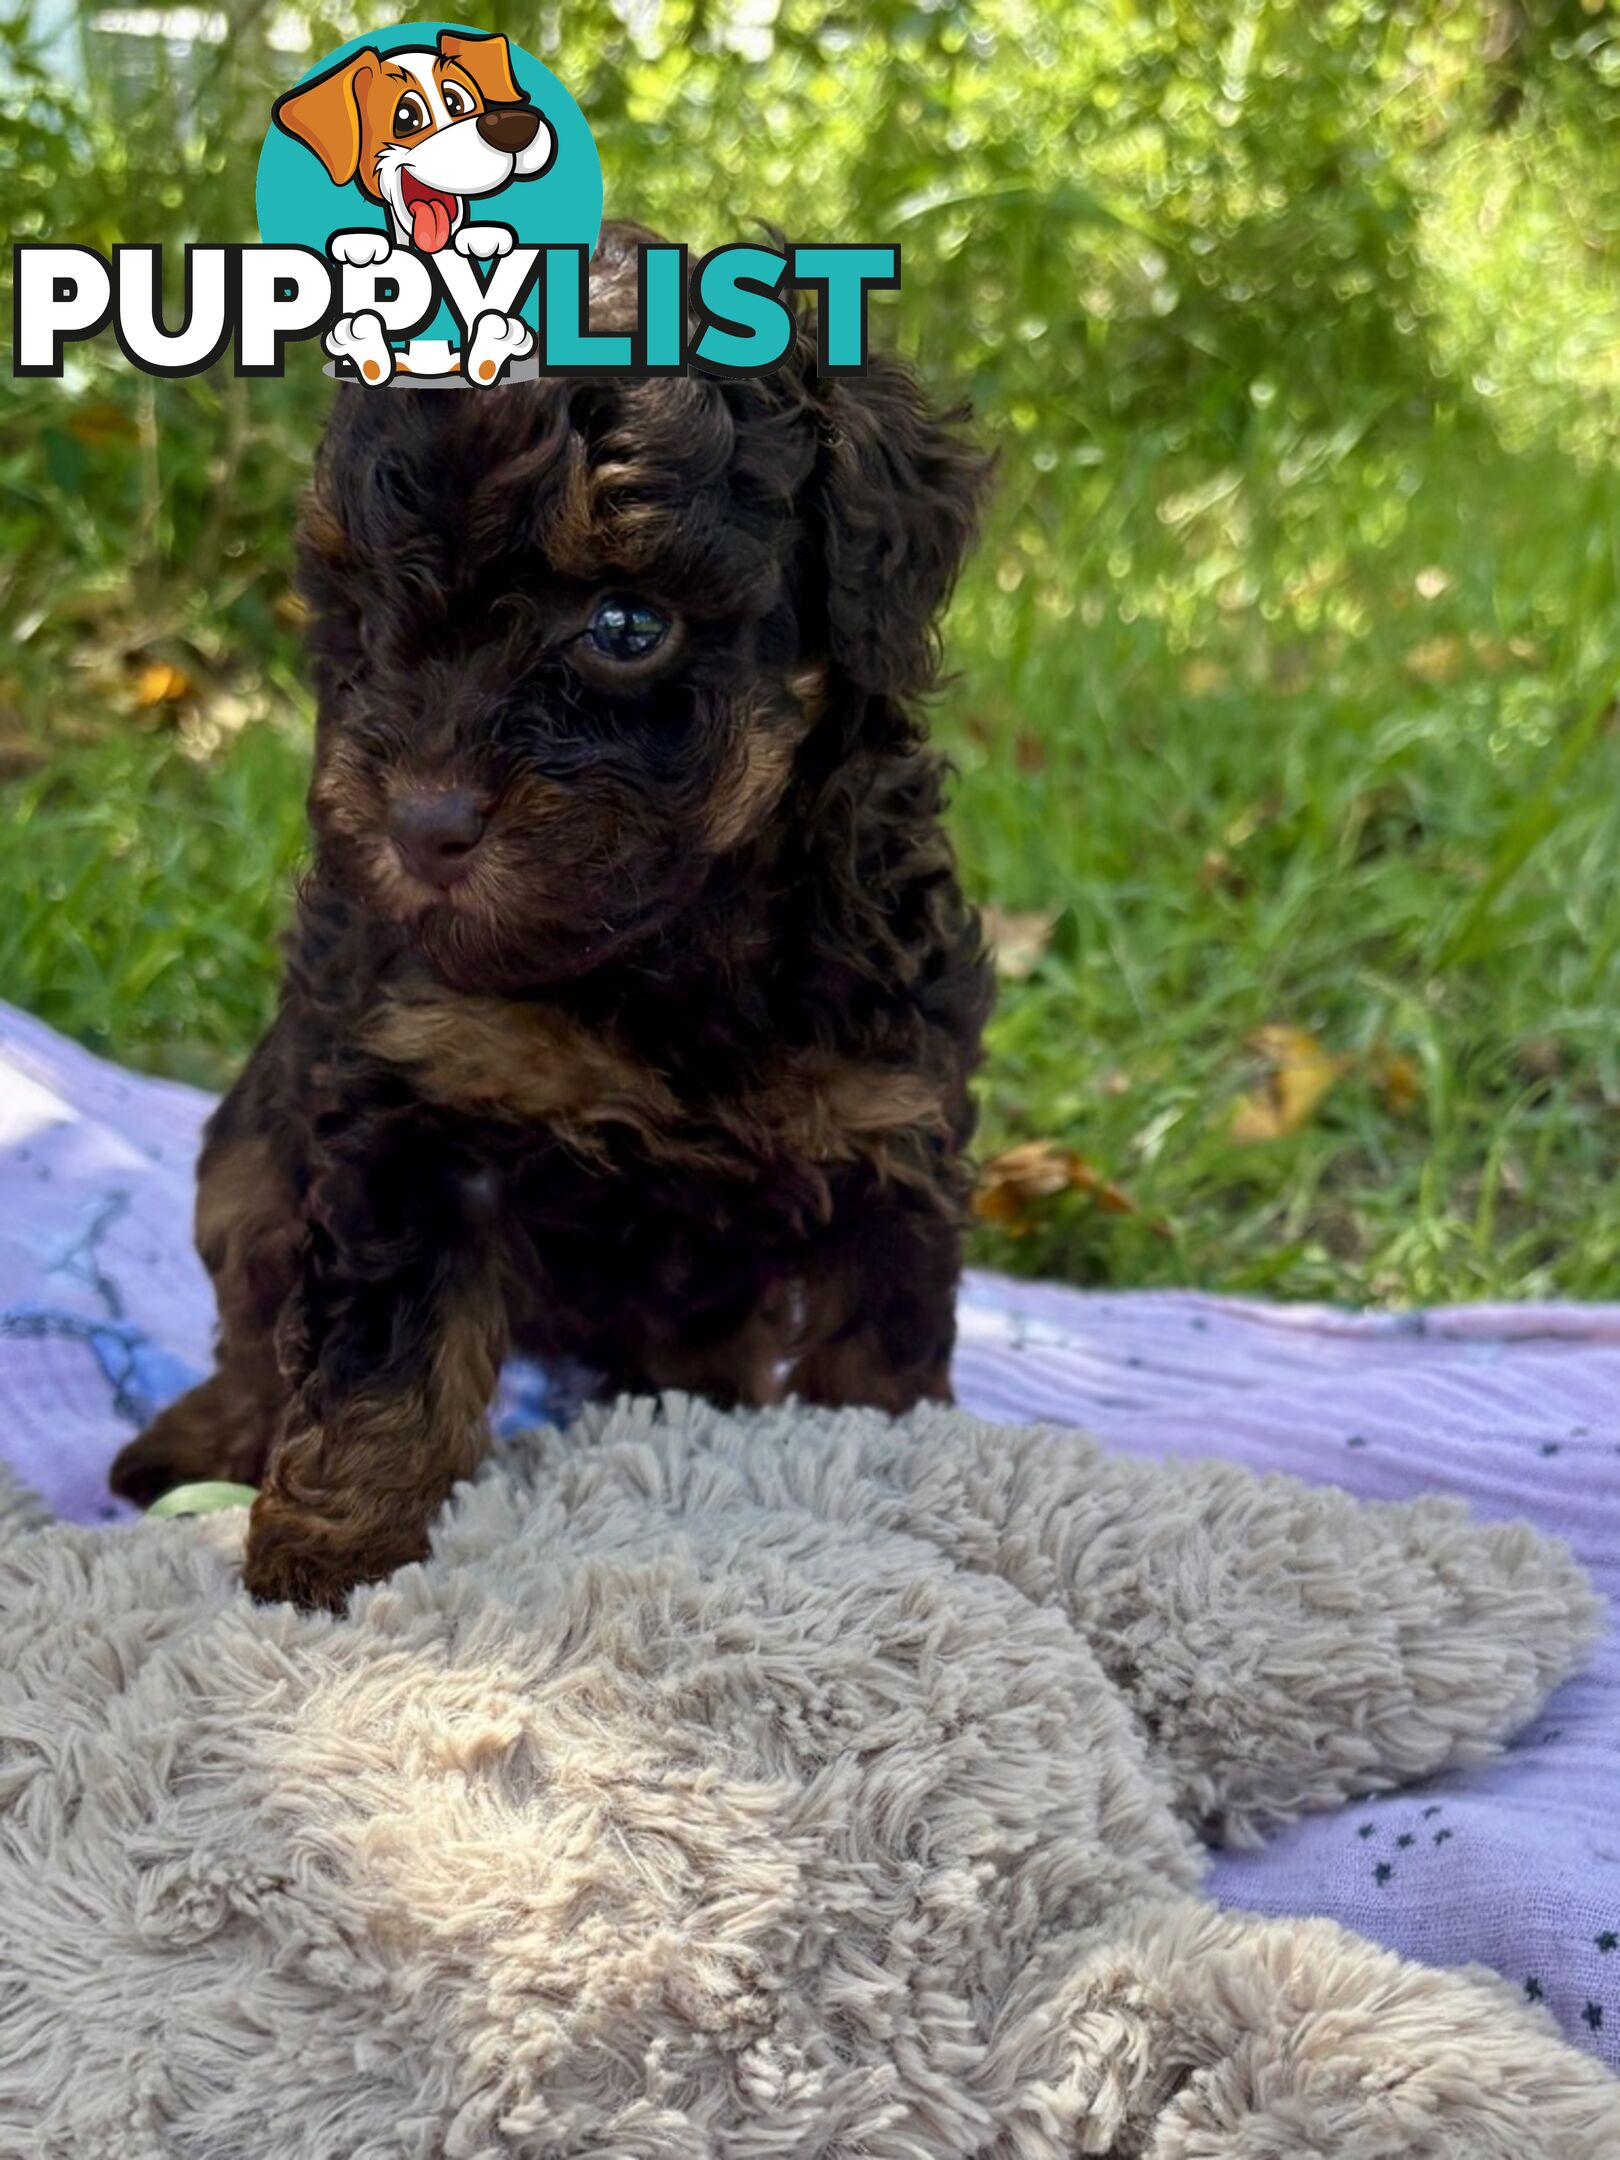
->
[5, 1404, 1617, 2155]
[108, 224, 996, 1609]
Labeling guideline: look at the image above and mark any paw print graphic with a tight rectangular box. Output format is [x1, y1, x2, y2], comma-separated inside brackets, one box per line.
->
[325, 309, 394, 385]
[464, 310, 534, 387]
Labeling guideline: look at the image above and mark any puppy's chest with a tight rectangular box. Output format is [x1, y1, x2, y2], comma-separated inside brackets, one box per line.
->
[360, 986, 948, 1185]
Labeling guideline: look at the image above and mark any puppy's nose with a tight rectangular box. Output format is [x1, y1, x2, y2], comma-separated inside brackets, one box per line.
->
[386, 788, 487, 889]
[476, 106, 540, 152]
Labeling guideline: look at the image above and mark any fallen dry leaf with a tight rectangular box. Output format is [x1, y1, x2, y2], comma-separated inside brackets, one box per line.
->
[975, 1140, 1139, 1234]
[1223, 792, 1284, 850]
[1516, 1036, 1563, 1084]
[1230, 1025, 1351, 1143]
[1266, 640, 1314, 695]
[1198, 847, 1247, 897]
[1469, 630, 1541, 673]
[1370, 1047, 1423, 1117]
[980, 905, 1055, 982]
[67, 401, 141, 450]
[130, 660, 195, 709]
[0, 730, 47, 779]
[1180, 657, 1231, 697]
[1402, 635, 1466, 686]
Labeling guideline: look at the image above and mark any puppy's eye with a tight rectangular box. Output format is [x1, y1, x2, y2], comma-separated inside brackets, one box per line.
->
[393, 92, 428, 134]
[584, 595, 670, 663]
[442, 82, 472, 117]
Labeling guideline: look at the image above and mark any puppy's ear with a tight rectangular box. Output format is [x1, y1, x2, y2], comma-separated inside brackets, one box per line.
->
[810, 354, 992, 699]
[271, 50, 378, 188]
[438, 30, 524, 105]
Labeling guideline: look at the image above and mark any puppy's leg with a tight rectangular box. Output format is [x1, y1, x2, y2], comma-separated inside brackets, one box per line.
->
[109, 1061, 302, 1507]
[241, 1111, 507, 1612]
[789, 1186, 962, 1412]
[108, 1359, 283, 1510]
[621, 1278, 800, 1410]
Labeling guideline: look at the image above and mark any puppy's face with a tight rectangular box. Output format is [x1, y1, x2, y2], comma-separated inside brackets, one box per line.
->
[272, 32, 553, 254]
[296, 229, 989, 994]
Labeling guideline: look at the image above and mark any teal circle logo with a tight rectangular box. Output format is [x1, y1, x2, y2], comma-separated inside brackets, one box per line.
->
[255, 22, 600, 351]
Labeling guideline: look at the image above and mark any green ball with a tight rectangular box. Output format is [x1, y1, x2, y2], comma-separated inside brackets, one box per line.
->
[146, 1482, 259, 1520]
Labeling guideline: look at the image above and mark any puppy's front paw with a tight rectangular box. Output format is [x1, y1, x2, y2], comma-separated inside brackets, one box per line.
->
[111, 1425, 204, 1510]
[325, 310, 394, 385]
[330, 228, 393, 267]
[464, 310, 533, 386]
[454, 223, 514, 260]
[242, 1498, 427, 1614]
[110, 1425, 222, 1510]
[109, 1378, 273, 1509]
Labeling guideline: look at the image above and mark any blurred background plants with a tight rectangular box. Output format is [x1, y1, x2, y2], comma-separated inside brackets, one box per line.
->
[6, 0, 1620, 1300]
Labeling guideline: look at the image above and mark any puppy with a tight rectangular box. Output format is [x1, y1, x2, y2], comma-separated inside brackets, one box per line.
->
[274, 29, 554, 384]
[109, 226, 995, 1611]
[272, 30, 555, 257]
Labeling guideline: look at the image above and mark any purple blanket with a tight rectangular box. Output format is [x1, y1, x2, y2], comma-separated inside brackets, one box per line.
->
[2, 997, 1616, 2067]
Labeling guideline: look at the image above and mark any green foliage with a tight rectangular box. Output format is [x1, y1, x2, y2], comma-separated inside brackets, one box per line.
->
[3, 722, 307, 1086]
[4, 0, 1620, 1299]
[950, 415, 1620, 1298]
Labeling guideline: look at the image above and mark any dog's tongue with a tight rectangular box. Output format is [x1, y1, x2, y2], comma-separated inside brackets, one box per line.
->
[409, 193, 453, 253]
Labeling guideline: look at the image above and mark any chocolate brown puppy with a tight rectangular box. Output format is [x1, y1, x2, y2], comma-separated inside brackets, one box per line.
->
[109, 224, 994, 1610]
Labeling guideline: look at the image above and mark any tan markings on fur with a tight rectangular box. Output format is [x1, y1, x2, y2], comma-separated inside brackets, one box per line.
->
[364, 987, 950, 1192]
[308, 739, 373, 841]
[310, 742, 429, 919]
[491, 769, 580, 834]
[539, 441, 701, 585]
[539, 445, 613, 581]
[705, 671, 827, 854]
[315, 748, 537, 928]
[789, 1328, 952, 1414]
[785, 662, 828, 712]
[194, 1134, 276, 1270]
[107, 1133, 308, 1502]
[107, 1364, 281, 1499]
[298, 489, 349, 566]
[634, 1291, 797, 1407]
[364, 995, 688, 1150]
[195, 1135, 302, 1338]
[246, 1274, 506, 1609]
[783, 1062, 946, 1150]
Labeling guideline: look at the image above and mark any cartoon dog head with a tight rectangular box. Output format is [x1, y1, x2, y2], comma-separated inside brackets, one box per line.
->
[272, 31, 555, 254]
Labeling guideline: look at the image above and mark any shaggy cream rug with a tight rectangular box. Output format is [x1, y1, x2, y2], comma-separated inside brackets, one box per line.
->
[1, 1396, 1617, 2158]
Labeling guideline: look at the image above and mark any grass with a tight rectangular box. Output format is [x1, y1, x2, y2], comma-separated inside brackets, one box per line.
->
[3, 722, 307, 1090]
[947, 407, 1620, 1299]
[6, 402, 1620, 1303]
